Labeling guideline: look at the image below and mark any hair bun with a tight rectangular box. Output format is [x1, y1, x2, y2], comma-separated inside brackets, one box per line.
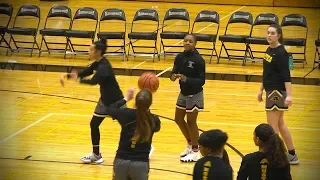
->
[99, 38, 107, 45]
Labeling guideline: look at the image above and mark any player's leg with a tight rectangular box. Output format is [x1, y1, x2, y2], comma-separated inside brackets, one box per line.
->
[180, 91, 203, 162]
[175, 93, 191, 157]
[128, 161, 149, 180]
[113, 158, 130, 180]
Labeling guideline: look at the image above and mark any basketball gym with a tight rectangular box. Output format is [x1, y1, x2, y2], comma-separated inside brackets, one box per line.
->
[0, 0, 319, 179]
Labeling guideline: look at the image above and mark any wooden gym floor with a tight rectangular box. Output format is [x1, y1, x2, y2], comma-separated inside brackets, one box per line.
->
[0, 70, 319, 180]
[0, 0, 319, 179]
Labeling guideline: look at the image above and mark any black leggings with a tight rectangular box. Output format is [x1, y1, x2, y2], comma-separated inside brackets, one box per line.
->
[90, 116, 105, 146]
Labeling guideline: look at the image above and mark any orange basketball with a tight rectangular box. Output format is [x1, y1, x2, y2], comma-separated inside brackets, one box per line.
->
[138, 72, 159, 93]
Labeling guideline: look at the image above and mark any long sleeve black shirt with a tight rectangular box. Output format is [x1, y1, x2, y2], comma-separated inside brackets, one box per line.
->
[105, 99, 161, 162]
[263, 45, 291, 91]
[171, 50, 206, 96]
[237, 152, 292, 180]
[76, 57, 123, 106]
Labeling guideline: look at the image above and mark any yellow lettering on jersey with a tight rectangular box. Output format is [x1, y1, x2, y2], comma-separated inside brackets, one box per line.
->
[131, 139, 136, 148]
[260, 158, 269, 180]
[202, 161, 211, 180]
[264, 53, 273, 63]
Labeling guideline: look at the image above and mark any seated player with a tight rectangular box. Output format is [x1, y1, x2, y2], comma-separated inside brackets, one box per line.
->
[193, 129, 233, 180]
[237, 123, 292, 180]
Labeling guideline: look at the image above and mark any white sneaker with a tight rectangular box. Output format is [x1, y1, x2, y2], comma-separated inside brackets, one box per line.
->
[180, 145, 192, 157]
[80, 152, 104, 164]
[180, 150, 201, 162]
[149, 145, 155, 159]
[288, 153, 299, 165]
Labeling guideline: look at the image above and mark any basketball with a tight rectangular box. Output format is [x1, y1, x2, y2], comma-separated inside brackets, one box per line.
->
[138, 72, 159, 93]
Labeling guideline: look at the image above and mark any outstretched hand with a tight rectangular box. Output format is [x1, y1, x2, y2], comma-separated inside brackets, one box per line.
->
[125, 87, 135, 102]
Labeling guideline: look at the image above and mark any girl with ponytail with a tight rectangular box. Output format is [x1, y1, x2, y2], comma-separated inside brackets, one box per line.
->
[237, 123, 292, 180]
[104, 88, 161, 180]
[60, 38, 125, 164]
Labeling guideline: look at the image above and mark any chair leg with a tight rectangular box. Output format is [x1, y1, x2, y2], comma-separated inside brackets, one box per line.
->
[209, 42, 215, 64]
[30, 36, 37, 57]
[217, 42, 224, 64]
[126, 39, 131, 61]
[64, 38, 69, 59]
[38, 36, 45, 57]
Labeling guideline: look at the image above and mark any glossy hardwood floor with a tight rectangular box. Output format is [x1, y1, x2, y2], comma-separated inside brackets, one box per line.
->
[0, 70, 319, 179]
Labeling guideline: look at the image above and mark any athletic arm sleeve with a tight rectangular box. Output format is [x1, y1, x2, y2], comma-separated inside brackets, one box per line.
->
[105, 99, 135, 126]
[237, 156, 249, 180]
[80, 65, 110, 85]
[77, 62, 97, 78]
[186, 58, 205, 86]
[153, 116, 161, 132]
[276, 52, 291, 82]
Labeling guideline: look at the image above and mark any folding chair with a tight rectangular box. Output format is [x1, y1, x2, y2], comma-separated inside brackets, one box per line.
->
[39, 5, 72, 57]
[314, 29, 320, 69]
[0, 3, 13, 50]
[160, 8, 190, 56]
[6, 5, 40, 57]
[281, 14, 308, 68]
[97, 8, 126, 60]
[191, 10, 220, 64]
[65, 7, 98, 58]
[218, 11, 253, 65]
[127, 9, 159, 61]
[245, 13, 279, 64]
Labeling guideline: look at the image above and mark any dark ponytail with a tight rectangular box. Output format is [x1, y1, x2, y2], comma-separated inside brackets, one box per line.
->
[132, 89, 154, 143]
[93, 38, 107, 55]
[255, 124, 289, 168]
[269, 24, 284, 45]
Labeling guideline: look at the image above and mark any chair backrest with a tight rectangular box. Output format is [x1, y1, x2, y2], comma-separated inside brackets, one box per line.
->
[254, 13, 278, 26]
[192, 10, 219, 35]
[99, 8, 126, 33]
[131, 9, 159, 33]
[251, 13, 278, 38]
[162, 8, 190, 33]
[44, 5, 72, 29]
[71, 7, 98, 31]
[225, 11, 253, 35]
[13, 5, 40, 29]
[281, 14, 307, 28]
[163, 8, 189, 21]
[0, 3, 13, 27]
[100, 8, 126, 21]
[281, 14, 307, 40]
[133, 8, 158, 22]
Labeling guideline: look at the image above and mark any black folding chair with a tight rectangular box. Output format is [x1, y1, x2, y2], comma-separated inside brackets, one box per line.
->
[160, 8, 190, 56]
[0, 3, 13, 50]
[191, 10, 220, 64]
[127, 9, 159, 61]
[97, 8, 126, 60]
[281, 14, 308, 68]
[314, 29, 320, 69]
[245, 13, 279, 64]
[6, 5, 40, 57]
[39, 5, 72, 57]
[218, 11, 253, 65]
[65, 7, 98, 58]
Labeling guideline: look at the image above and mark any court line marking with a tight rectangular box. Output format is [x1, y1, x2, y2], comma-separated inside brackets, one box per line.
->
[36, 108, 92, 140]
[163, 5, 246, 52]
[131, 61, 146, 69]
[0, 113, 53, 144]
[289, 98, 320, 127]
[51, 113, 320, 131]
[156, 67, 172, 77]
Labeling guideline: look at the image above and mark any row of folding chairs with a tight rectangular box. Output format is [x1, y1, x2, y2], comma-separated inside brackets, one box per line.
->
[314, 29, 320, 69]
[0, 3, 314, 67]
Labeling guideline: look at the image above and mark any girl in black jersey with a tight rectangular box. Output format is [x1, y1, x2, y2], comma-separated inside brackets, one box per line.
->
[60, 39, 124, 164]
[257, 24, 298, 164]
[237, 123, 292, 180]
[193, 130, 233, 180]
[104, 88, 161, 180]
[170, 34, 206, 162]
